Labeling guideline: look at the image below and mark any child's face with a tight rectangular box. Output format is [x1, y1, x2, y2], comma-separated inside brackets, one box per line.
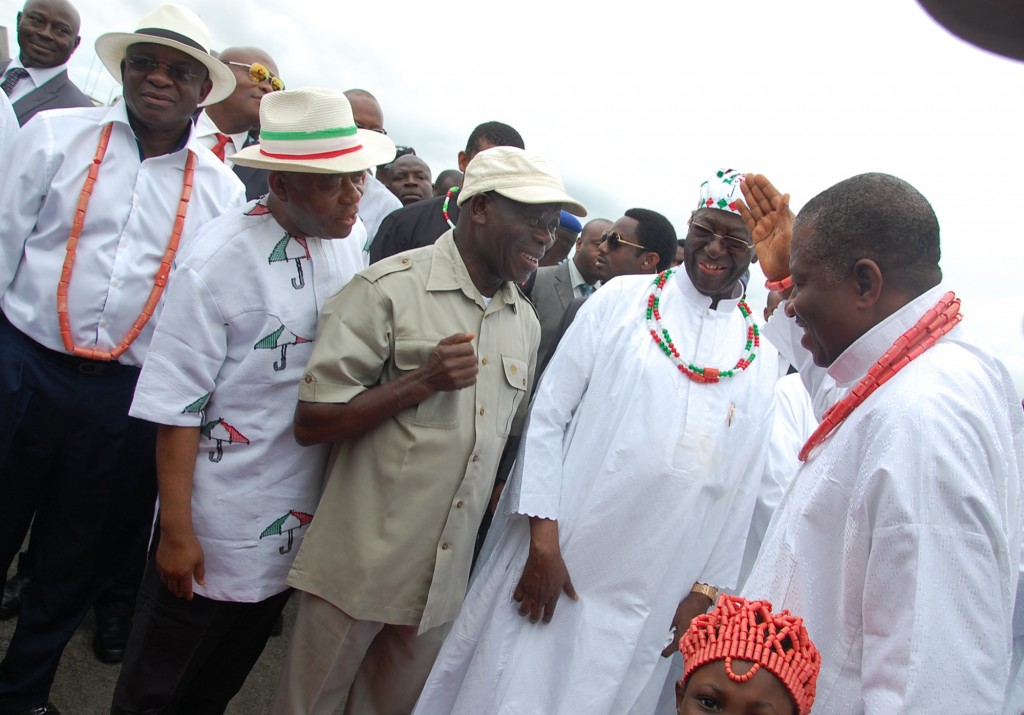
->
[676, 659, 796, 715]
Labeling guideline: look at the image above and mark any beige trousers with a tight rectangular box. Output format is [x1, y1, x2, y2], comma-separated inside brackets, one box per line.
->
[271, 592, 449, 715]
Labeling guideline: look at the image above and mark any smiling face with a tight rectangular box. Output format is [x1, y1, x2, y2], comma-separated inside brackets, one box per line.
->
[683, 208, 755, 308]
[269, 170, 365, 239]
[16, 0, 80, 69]
[785, 222, 863, 367]
[210, 47, 280, 134]
[121, 43, 212, 134]
[386, 155, 433, 205]
[479, 192, 560, 286]
[676, 660, 797, 715]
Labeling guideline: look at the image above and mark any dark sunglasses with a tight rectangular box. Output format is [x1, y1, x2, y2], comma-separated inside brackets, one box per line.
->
[222, 60, 285, 91]
[601, 230, 648, 252]
[125, 55, 204, 83]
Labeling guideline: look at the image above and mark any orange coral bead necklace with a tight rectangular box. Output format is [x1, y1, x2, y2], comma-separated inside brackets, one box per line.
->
[799, 291, 962, 461]
[56, 122, 196, 362]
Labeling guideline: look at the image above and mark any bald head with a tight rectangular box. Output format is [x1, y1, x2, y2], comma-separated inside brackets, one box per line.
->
[17, 0, 81, 68]
[345, 89, 385, 134]
[207, 46, 281, 134]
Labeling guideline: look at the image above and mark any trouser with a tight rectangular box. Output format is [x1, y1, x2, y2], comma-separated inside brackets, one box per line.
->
[111, 557, 292, 715]
[0, 313, 157, 711]
[271, 592, 449, 715]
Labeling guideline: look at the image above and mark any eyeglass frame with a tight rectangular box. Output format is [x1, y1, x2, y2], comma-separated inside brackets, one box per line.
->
[686, 213, 754, 255]
[222, 60, 285, 91]
[601, 230, 649, 252]
[123, 54, 206, 84]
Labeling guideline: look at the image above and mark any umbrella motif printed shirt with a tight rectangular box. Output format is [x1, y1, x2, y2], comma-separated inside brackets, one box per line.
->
[130, 197, 370, 602]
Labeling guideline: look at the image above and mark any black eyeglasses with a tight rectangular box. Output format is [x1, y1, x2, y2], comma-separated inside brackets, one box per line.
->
[357, 124, 388, 135]
[601, 230, 648, 252]
[124, 55, 204, 83]
[222, 60, 285, 91]
[686, 219, 753, 255]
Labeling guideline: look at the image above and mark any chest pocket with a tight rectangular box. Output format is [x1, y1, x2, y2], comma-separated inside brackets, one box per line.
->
[394, 339, 460, 428]
[497, 355, 528, 437]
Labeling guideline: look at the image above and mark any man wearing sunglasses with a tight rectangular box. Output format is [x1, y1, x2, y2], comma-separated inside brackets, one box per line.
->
[0, 4, 245, 713]
[195, 46, 284, 200]
[414, 171, 778, 715]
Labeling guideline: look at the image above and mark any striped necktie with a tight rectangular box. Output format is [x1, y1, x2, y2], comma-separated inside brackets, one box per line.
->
[1, 67, 29, 97]
[579, 283, 596, 297]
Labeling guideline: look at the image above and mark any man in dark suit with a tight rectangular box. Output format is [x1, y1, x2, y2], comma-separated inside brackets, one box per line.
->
[1, 0, 91, 126]
[194, 46, 283, 200]
[528, 216, 609, 360]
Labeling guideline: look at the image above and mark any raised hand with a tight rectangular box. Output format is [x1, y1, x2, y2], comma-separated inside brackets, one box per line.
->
[738, 174, 794, 281]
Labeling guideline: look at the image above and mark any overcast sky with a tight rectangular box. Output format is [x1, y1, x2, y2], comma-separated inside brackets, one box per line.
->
[4, 0, 1023, 395]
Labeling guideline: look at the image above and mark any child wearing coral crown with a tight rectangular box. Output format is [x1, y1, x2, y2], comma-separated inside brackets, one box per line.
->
[676, 595, 821, 715]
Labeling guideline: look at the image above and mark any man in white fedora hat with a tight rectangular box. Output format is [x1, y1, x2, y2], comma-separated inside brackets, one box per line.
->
[110, 86, 394, 715]
[0, 4, 243, 713]
[271, 146, 585, 715]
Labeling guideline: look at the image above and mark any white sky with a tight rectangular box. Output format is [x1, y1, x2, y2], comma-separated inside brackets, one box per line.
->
[4, 0, 1023, 396]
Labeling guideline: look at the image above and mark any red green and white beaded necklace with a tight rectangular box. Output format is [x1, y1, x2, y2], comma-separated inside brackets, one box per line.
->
[442, 186, 459, 229]
[646, 268, 759, 384]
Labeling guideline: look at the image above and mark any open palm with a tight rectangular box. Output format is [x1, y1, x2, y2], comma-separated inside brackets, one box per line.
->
[738, 174, 794, 281]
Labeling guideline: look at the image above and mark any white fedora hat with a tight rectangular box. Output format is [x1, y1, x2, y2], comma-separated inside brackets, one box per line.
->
[94, 3, 235, 106]
[231, 88, 397, 174]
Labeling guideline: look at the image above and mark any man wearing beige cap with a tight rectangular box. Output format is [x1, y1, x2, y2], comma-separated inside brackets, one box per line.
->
[0, 4, 243, 713]
[110, 87, 394, 715]
[272, 146, 585, 715]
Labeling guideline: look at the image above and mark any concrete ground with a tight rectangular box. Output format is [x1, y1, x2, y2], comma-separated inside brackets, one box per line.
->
[0, 574, 320, 715]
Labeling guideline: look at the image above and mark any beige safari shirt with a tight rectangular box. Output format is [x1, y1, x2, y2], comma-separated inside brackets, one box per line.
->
[289, 231, 540, 633]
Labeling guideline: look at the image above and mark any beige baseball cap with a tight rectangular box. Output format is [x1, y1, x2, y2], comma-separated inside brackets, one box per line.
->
[458, 146, 587, 217]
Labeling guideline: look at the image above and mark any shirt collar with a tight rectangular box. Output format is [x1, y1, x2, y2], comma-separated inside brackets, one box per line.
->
[426, 230, 519, 312]
[673, 266, 744, 314]
[109, 100, 196, 160]
[567, 257, 597, 293]
[827, 283, 948, 387]
[194, 109, 250, 153]
[8, 57, 67, 90]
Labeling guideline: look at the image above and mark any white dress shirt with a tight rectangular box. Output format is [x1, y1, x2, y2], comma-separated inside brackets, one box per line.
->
[0, 102, 246, 366]
[0, 92, 17, 149]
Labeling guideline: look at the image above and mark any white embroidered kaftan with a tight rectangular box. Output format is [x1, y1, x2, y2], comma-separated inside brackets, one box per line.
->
[745, 285, 1024, 714]
[413, 270, 778, 715]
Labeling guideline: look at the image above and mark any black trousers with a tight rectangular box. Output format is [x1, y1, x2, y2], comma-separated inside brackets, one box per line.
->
[0, 314, 157, 712]
[111, 557, 291, 715]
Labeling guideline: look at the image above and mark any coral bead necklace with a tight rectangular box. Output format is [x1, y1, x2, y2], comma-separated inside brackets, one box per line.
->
[646, 269, 759, 384]
[56, 122, 196, 362]
[798, 291, 962, 461]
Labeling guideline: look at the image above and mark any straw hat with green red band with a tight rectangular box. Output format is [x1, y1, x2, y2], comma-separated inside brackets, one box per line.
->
[232, 87, 396, 175]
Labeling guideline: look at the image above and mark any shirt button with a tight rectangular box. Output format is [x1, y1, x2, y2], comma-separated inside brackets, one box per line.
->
[456, 500, 464, 509]
[481, 358, 488, 366]
[304, 374, 313, 384]
[471, 454, 480, 462]
[441, 543, 450, 550]
[479, 407, 485, 416]
[401, 258, 409, 264]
